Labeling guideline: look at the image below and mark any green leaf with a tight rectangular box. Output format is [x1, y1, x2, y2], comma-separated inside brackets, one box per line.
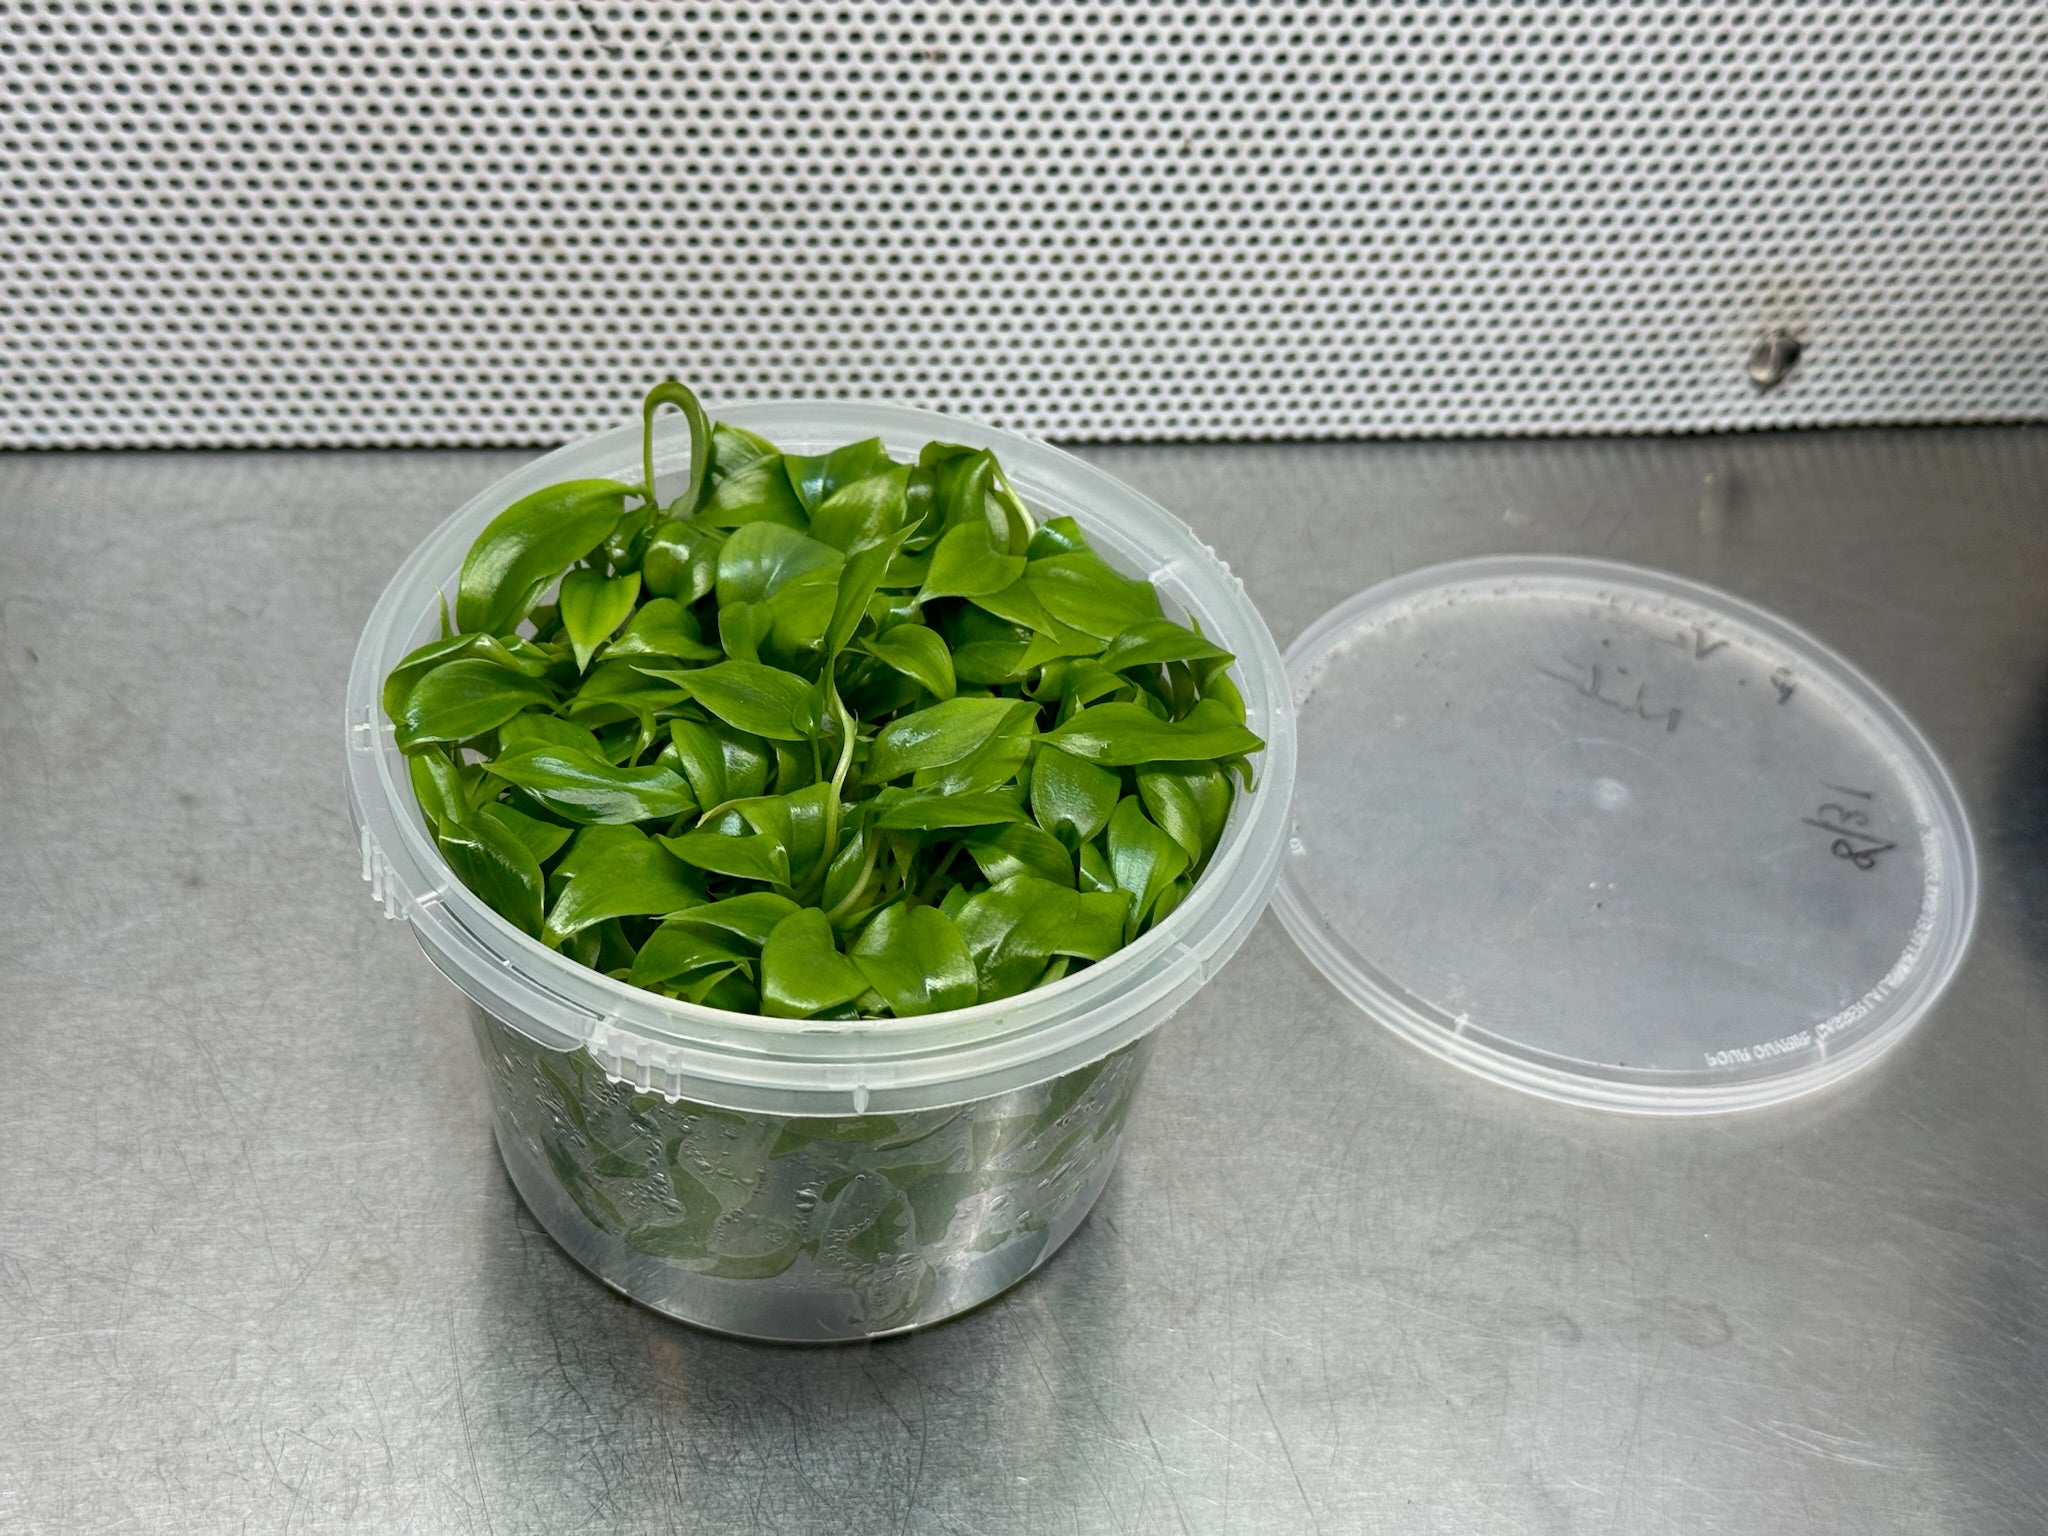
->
[859, 624, 957, 701]
[967, 570, 1069, 635]
[1205, 667, 1248, 724]
[1077, 838, 1116, 895]
[543, 837, 706, 944]
[437, 812, 546, 938]
[805, 460, 909, 549]
[769, 1113, 907, 1156]
[599, 597, 721, 666]
[603, 498, 661, 576]
[482, 745, 697, 825]
[967, 578, 1102, 673]
[1026, 514, 1093, 558]
[650, 659, 817, 741]
[782, 780, 835, 888]
[950, 882, 1054, 999]
[1163, 658, 1200, 719]
[1029, 746, 1122, 846]
[965, 821, 1076, 887]
[844, 665, 923, 726]
[706, 421, 779, 483]
[383, 631, 551, 721]
[564, 660, 689, 736]
[1065, 888, 1131, 958]
[658, 798, 794, 885]
[987, 457, 1036, 552]
[686, 967, 756, 1013]
[663, 718, 730, 808]
[658, 833, 788, 886]
[550, 822, 644, 879]
[920, 522, 1027, 601]
[1018, 625, 1106, 672]
[1023, 550, 1165, 641]
[924, 446, 1007, 544]
[951, 638, 1035, 686]
[595, 918, 645, 977]
[866, 696, 1030, 784]
[475, 801, 575, 865]
[879, 547, 931, 590]
[559, 567, 641, 670]
[544, 835, 647, 946]
[1028, 658, 1129, 710]
[408, 746, 478, 834]
[784, 438, 898, 518]
[825, 527, 912, 659]
[871, 789, 1029, 831]
[909, 705, 1037, 796]
[1151, 875, 1191, 928]
[590, 720, 648, 766]
[1101, 618, 1233, 673]
[715, 601, 766, 664]
[673, 970, 755, 1013]
[696, 456, 807, 530]
[625, 1158, 724, 1259]
[760, 908, 872, 1018]
[820, 822, 877, 916]
[850, 903, 979, 1016]
[456, 478, 631, 635]
[1137, 761, 1233, 867]
[1106, 795, 1190, 940]
[498, 711, 609, 760]
[661, 891, 801, 947]
[628, 922, 756, 991]
[642, 379, 712, 518]
[715, 522, 845, 663]
[393, 657, 555, 750]
[1041, 697, 1264, 766]
[640, 519, 723, 604]
[677, 717, 774, 803]
[954, 875, 1125, 1001]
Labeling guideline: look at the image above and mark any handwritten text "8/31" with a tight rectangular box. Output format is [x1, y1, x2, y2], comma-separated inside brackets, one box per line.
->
[1805, 783, 1894, 871]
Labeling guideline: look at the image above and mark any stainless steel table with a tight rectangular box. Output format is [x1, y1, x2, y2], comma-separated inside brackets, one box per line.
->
[4, 429, 2045, 1533]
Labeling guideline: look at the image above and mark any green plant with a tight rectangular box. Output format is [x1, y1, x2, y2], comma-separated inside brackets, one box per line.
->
[385, 382, 1264, 1018]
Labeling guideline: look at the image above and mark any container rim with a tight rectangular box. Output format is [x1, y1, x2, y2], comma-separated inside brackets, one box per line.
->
[346, 399, 1296, 1105]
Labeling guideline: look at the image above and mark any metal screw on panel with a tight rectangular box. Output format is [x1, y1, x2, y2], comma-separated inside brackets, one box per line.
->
[1747, 329, 1803, 391]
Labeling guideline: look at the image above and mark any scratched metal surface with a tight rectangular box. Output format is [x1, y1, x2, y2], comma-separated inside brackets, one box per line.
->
[3, 430, 2046, 1533]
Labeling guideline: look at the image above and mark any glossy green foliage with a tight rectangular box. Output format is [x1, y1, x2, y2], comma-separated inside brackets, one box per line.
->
[383, 380, 1265, 1017]
[456, 479, 632, 635]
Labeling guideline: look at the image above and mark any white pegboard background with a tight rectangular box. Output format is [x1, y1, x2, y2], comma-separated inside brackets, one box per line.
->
[3, 1, 2046, 447]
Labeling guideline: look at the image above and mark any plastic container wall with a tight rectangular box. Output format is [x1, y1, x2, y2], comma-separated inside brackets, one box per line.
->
[345, 403, 1296, 1338]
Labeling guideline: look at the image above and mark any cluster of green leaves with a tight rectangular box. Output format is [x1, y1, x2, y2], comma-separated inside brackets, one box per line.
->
[491, 1021, 1148, 1308]
[385, 382, 1264, 1019]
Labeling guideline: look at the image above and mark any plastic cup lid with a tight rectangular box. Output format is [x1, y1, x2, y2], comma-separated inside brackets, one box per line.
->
[1272, 556, 1977, 1114]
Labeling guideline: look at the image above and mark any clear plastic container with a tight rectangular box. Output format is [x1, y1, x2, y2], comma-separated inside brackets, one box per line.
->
[344, 402, 1296, 1342]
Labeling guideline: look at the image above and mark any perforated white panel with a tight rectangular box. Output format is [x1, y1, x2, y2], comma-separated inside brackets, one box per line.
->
[4, 3, 2046, 446]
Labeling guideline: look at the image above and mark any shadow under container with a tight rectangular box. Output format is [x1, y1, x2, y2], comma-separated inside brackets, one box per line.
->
[345, 402, 1298, 1342]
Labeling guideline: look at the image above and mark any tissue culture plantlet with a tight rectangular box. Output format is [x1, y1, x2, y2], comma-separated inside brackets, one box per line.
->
[385, 382, 1265, 1020]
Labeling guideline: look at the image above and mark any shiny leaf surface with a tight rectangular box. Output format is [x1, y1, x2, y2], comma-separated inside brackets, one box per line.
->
[456, 478, 630, 635]
[394, 658, 555, 750]
[482, 745, 696, 825]
[760, 908, 872, 1018]
[850, 903, 979, 1017]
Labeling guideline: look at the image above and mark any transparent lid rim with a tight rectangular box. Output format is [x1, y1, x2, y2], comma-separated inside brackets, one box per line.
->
[1273, 554, 1979, 1116]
